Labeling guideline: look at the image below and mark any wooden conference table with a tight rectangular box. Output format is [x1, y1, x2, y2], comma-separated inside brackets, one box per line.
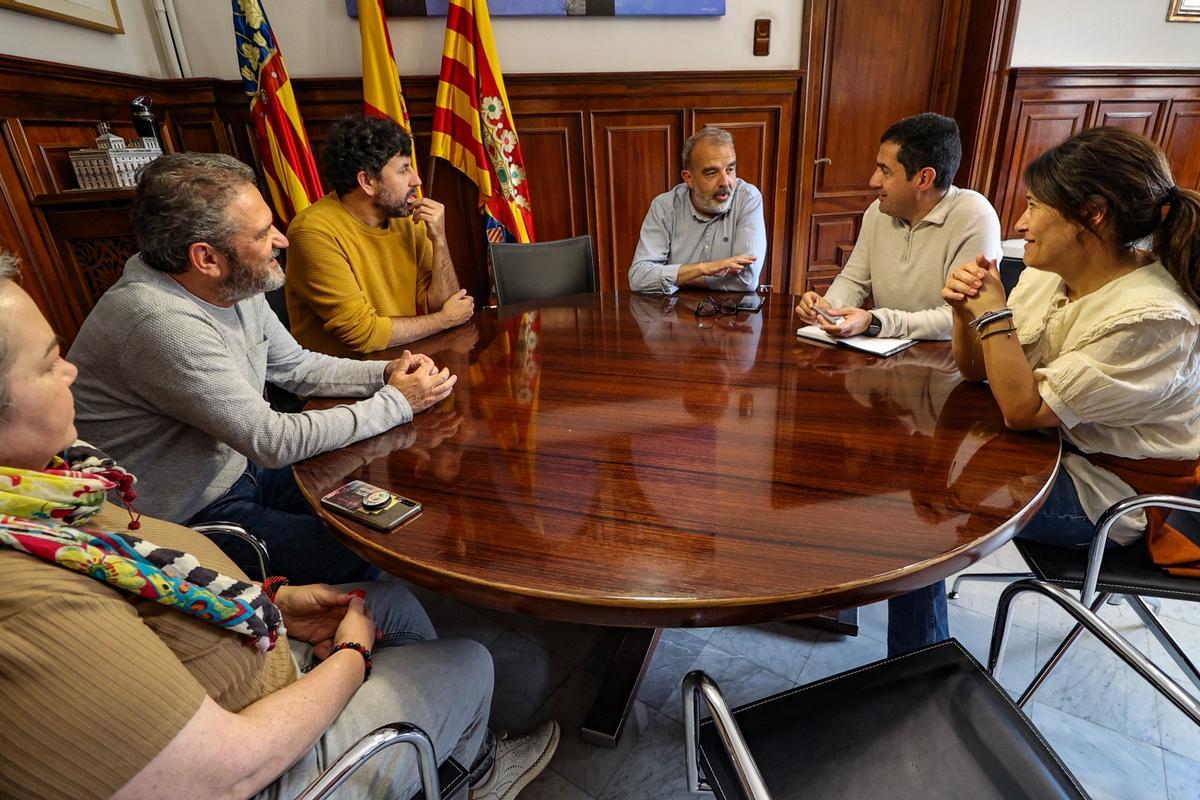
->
[295, 290, 1060, 745]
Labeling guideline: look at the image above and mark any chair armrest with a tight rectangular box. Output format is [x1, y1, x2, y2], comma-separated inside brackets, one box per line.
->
[190, 522, 272, 580]
[681, 671, 773, 800]
[1082, 494, 1200, 603]
[989, 579, 1200, 726]
[296, 722, 442, 800]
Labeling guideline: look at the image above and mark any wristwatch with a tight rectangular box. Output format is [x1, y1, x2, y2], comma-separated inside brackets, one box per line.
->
[864, 313, 883, 337]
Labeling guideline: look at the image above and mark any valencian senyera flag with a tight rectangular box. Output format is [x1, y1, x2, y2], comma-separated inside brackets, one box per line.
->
[232, 0, 323, 224]
[431, 0, 534, 243]
[359, 0, 421, 195]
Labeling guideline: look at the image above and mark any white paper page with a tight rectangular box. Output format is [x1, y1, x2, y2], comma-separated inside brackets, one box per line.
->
[795, 325, 915, 356]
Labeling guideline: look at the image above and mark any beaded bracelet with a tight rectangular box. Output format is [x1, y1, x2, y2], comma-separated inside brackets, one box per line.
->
[968, 308, 1014, 330]
[330, 641, 373, 681]
[980, 325, 1016, 340]
[261, 576, 289, 602]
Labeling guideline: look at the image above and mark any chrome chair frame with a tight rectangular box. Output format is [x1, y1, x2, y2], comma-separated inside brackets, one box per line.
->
[297, 723, 442, 800]
[682, 579, 1200, 800]
[191, 521, 272, 580]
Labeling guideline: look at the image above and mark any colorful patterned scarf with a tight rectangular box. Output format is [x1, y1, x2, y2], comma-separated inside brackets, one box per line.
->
[0, 442, 284, 652]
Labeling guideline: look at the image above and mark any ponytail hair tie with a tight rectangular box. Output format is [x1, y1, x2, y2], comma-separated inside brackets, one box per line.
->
[1163, 184, 1180, 206]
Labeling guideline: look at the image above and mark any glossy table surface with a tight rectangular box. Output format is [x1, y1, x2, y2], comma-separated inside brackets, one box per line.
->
[295, 291, 1060, 628]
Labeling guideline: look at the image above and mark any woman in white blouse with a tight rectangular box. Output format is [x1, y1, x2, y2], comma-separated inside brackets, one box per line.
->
[887, 126, 1200, 657]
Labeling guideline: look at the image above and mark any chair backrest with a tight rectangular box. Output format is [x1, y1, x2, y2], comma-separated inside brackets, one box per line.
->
[489, 235, 596, 306]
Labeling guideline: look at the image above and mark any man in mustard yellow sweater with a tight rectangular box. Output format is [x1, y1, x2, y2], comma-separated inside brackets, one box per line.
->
[286, 115, 475, 356]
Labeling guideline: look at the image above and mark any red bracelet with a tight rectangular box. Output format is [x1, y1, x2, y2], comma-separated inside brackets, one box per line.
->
[261, 576, 289, 602]
[329, 641, 373, 681]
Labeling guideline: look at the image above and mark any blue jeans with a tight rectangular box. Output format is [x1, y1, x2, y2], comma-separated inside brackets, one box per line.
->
[189, 462, 376, 585]
[887, 469, 1101, 658]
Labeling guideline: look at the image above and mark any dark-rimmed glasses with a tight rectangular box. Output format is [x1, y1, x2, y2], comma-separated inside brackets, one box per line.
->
[695, 295, 738, 317]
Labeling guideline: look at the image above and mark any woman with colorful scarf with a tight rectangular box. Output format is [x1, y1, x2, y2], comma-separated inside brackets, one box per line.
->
[0, 256, 557, 799]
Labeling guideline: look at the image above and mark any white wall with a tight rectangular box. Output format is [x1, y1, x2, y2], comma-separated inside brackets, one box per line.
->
[174, 1, 802, 81]
[1012, 0, 1200, 67]
[0, 0, 173, 77]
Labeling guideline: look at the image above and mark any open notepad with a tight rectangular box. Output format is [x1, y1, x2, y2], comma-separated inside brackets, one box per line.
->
[795, 325, 919, 357]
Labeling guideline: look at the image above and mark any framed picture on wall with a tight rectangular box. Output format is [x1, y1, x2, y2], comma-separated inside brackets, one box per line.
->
[0, 0, 123, 33]
[1168, 0, 1200, 22]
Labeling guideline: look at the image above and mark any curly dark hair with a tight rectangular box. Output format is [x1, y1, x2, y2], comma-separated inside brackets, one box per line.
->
[321, 115, 413, 196]
[881, 113, 962, 190]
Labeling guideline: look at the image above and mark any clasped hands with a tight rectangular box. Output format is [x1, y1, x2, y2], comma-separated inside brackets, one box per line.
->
[384, 350, 458, 413]
[275, 584, 378, 660]
[942, 254, 1007, 319]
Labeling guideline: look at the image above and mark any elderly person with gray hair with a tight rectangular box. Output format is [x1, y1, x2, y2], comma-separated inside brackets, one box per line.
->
[66, 152, 458, 585]
[0, 251, 558, 800]
[628, 125, 767, 294]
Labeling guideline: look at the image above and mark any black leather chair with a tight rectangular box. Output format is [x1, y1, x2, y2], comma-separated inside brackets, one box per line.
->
[682, 579, 1200, 800]
[949, 492, 1200, 705]
[489, 235, 596, 306]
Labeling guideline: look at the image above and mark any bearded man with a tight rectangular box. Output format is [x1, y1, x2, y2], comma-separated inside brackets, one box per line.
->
[628, 125, 767, 294]
[68, 152, 457, 583]
[285, 115, 474, 356]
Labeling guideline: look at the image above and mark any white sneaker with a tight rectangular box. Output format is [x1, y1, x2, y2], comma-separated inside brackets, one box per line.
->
[468, 720, 560, 800]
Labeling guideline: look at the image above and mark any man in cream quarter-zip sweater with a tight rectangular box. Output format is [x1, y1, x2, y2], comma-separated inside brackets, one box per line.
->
[797, 113, 1002, 340]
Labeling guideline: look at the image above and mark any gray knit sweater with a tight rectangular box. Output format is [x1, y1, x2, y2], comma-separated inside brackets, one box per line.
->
[68, 255, 413, 523]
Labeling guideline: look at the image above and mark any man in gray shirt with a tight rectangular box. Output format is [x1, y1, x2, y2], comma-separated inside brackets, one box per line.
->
[69, 153, 457, 584]
[628, 126, 767, 294]
[796, 113, 1001, 340]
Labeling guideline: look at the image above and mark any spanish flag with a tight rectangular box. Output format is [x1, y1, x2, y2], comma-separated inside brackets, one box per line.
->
[232, 0, 323, 224]
[359, 0, 421, 193]
[431, 0, 534, 243]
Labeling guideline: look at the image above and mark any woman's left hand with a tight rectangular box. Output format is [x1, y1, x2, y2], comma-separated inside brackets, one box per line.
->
[274, 583, 354, 657]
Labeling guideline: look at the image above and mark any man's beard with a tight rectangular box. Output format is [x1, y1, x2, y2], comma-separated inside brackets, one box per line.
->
[218, 248, 284, 304]
[376, 186, 417, 218]
[694, 187, 733, 216]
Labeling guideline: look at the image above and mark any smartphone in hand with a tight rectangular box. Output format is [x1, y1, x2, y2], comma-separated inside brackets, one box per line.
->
[813, 305, 845, 325]
[321, 480, 422, 530]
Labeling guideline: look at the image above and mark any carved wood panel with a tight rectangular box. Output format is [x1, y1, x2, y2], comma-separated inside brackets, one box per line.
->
[807, 212, 861, 294]
[1162, 100, 1200, 191]
[516, 112, 588, 244]
[1094, 100, 1164, 139]
[591, 111, 682, 292]
[41, 206, 140, 340]
[998, 101, 1090, 238]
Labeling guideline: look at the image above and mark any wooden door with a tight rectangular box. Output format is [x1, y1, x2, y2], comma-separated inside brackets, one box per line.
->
[794, 0, 969, 294]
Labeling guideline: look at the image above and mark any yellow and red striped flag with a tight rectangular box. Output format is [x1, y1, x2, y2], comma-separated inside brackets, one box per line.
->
[358, 0, 421, 192]
[232, 0, 323, 224]
[431, 0, 534, 243]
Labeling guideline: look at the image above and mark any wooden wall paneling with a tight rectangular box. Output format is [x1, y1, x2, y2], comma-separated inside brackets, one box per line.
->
[996, 100, 1090, 238]
[1094, 101, 1165, 139]
[0, 132, 64, 333]
[692, 107, 791, 290]
[806, 212, 860, 295]
[1162, 100, 1200, 190]
[161, 107, 233, 155]
[17, 118, 143, 194]
[591, 111, 683, 292]
[514, 112, 589, 243]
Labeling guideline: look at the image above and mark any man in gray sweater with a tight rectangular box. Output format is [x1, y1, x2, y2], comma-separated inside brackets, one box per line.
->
[69, 153, 457, 584]
[796, 113, 1002, 341]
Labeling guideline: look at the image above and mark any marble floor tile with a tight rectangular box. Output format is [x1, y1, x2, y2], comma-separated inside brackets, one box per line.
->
[1165, 751, 1200, 800]
[427, 596, 507, 647]
[487, 629, 573, 733]
[1035, 593, 1154, 656]
[633, 628, 707, 711]
[527, 667, 658, 797]
[794, 629, 888, 685]
[945, 561, 1039, 629]
[856, 600, 889, 642]
[521, 766, 594, 800]
[1032, 631, 1165, 748]
[594, 709, 698, 800]
[658, 640, 797, 725]
[705, 620, 821, 681]
[948, 603, 1039, 696]
[1029, 701, 1168, 800]
[1158, 598, 1200, 628]
[1155, 679, 1200, 760]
